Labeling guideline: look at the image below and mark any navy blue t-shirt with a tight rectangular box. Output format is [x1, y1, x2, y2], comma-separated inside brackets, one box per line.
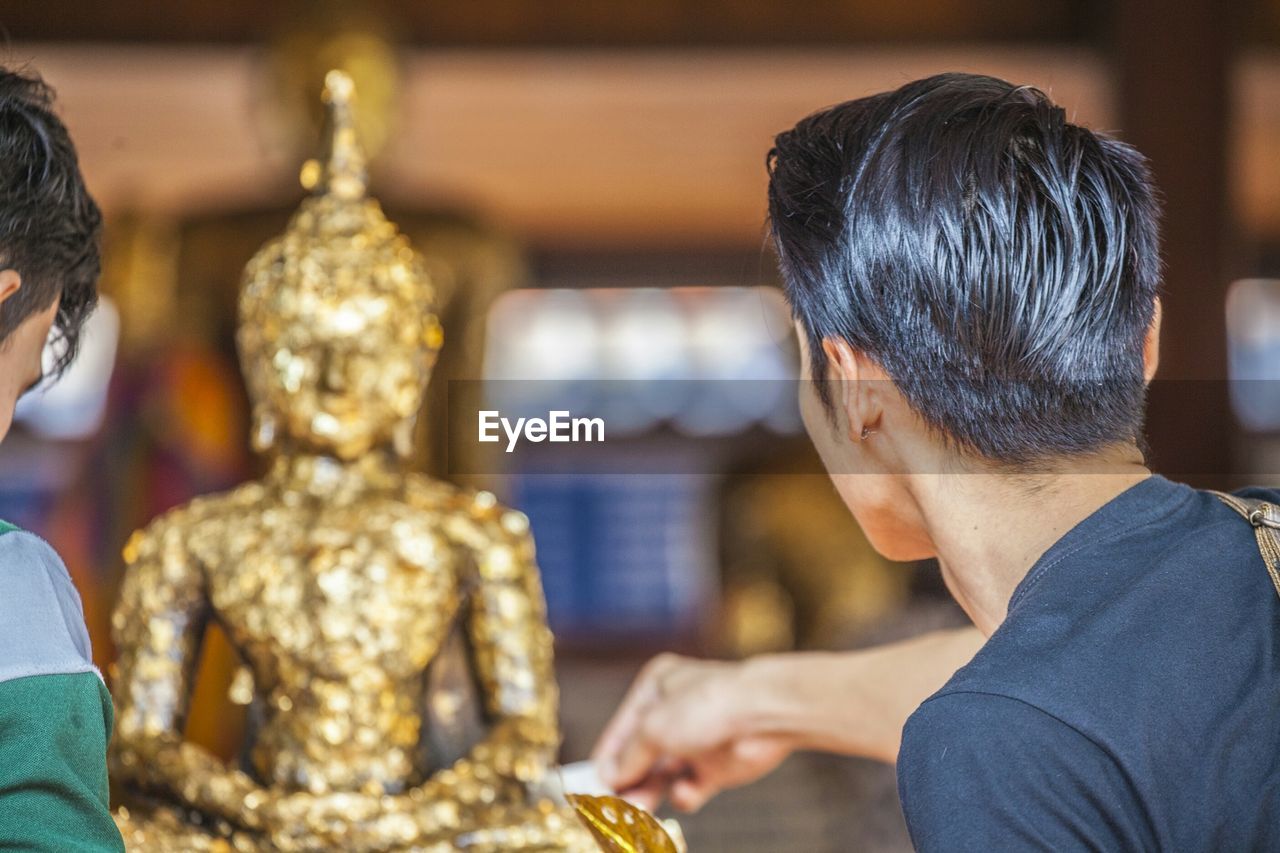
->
[897, 476, 1280, 851]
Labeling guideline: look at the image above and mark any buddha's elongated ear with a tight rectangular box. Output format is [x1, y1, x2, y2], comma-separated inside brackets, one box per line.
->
[392, 414, 417, 458]
[251, 405, 279, 454]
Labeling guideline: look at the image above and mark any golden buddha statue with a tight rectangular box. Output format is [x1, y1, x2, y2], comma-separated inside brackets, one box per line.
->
[108, 71, 596, 852]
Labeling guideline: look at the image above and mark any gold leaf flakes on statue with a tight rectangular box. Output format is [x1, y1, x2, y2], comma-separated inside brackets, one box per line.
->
[106, 70, 598, 851]
[227, 665, 255, 706]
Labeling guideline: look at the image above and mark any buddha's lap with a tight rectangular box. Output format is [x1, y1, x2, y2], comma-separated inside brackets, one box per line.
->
[111, 796, 598, 851]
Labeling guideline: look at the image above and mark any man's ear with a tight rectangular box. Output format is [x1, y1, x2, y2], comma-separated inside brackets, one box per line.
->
[0, 270, 20, 306]
[820, 337, 883, 441]
[1143, 296, 1162, 384]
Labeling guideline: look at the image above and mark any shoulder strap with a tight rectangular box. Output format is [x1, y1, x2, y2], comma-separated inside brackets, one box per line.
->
[1210, 491, 1280, 600]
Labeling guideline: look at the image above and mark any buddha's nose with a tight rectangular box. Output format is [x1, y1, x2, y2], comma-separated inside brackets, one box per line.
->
[320, 353, 348, 393]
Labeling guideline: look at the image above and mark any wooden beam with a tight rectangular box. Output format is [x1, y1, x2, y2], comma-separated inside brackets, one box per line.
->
[1114, 0, 1237, 481]
[0, 0, 1092, 46]
[19, 45, 1112, 247]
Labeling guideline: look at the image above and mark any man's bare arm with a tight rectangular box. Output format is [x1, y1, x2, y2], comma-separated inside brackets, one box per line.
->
[592, 627, 986, 810]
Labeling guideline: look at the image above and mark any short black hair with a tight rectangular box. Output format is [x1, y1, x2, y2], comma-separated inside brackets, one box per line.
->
[768, 73, 1161, 464]
[0, 66, 101, 376]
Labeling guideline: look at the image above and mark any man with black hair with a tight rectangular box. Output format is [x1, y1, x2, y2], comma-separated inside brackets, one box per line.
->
[595, 73, 1280, 850]
[0, 66, 122, 851]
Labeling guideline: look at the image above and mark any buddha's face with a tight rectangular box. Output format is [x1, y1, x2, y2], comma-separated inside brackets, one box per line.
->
[242, 289, 440, 460]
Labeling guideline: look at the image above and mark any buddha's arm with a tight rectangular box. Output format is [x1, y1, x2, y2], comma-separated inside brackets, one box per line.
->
[391, 500, 560, 794]
[109, 514, 271, 831]
[456, 502, 561, 773]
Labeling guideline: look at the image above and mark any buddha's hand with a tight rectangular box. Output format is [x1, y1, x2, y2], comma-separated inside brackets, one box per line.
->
[256, 790, 387, 851]
[259, 788, 466, 851]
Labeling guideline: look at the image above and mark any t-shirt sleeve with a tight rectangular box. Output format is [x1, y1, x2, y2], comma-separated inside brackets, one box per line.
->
[0, 531, 124, 851]
[0, 673, 123, 851]
[897, 692, 1154, 852]
[0, 531, 98, 684]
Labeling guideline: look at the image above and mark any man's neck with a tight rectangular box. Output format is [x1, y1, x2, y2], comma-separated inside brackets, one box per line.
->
[915, 446, 1151, 636]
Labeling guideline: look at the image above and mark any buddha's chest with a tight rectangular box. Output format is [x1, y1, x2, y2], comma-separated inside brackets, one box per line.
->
[205, 507, 463, 677]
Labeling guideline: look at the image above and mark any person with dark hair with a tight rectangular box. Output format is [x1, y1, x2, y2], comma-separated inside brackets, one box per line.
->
[0, 66, 122, 850]
[594, 73, 1280, 850]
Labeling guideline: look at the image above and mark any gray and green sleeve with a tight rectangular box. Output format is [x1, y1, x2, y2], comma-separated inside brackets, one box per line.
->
[0, 525, 124, 852]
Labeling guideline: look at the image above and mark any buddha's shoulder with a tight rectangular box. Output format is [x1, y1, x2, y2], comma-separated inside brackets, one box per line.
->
[403, 475, 531, 537]
[128, 482, 270, 543]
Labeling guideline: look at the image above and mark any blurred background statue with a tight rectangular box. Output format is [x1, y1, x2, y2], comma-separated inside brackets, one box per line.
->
[108, 71, 594, 852]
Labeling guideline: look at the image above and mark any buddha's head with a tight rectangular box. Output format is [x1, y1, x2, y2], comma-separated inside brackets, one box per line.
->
[238, 71, 442, 461]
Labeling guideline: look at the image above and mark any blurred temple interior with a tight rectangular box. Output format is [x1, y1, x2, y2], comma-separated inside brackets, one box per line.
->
[2, 1, 1280, 849]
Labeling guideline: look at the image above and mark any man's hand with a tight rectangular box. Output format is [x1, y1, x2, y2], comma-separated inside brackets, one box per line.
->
[591, 654, 797, 812]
